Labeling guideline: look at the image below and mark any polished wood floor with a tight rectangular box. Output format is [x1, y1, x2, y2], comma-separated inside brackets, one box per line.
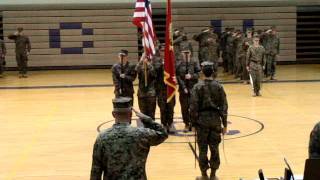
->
[0, 65, 320, 180]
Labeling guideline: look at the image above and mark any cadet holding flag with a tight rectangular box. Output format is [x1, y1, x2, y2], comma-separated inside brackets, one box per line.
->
[176, 47, 200, 132]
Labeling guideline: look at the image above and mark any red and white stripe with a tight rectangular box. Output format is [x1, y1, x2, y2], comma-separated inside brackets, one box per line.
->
[132, 0, 157, 59]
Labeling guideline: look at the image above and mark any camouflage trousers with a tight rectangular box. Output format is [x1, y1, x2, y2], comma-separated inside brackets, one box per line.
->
[179, 92, 190, 126]
[157, 95, 176, 127]
[16, 52, 28, 75]
[221, 51, 226, 72]
[196, 126, 222, 172]
[265, 54, 277, 77]
[241, 56, 249, 81]
[138, 96, 156, 120]
[235, 55, 244, 78]
[0, 56, 5, 75]
[226, 52, 234, 74]
[249, 68, 263, 94]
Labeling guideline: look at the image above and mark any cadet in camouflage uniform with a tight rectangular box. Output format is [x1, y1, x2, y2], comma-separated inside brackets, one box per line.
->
[225, 28, 235, 75]
[234, 30, 245, 79]
[111, 50, 137, 104]
[136, 53, 157, 119]
[90, 97, 168, 180]
[190, 61, 228, 180]
[246, 35, 266, 97]
[0, 39, 6, 78]
[8, 27, 31, 78]
[193, 27, 220, 77]
[264, 26, 280, 80]
[173, 28, 184, 66]
[309, 122, 320, 159]
[242, 29, 253, 84]
[176, 48, 200, 132]
[219, 28, 229, 73]
[153, 47, 176, 133]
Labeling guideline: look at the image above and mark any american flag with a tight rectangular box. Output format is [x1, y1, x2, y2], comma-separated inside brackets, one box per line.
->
[132, 0, 157, 59]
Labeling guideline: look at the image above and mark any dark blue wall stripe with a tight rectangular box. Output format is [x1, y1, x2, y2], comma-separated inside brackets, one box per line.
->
[50, 42, 61, 48]
[83, 41, 94, 48]
[60, 22, 82, 29]
[211, 20, 222, 35]
[82, 28, 94, 35]
[243, 19, 254, 32]
[61, 47, 83, 54]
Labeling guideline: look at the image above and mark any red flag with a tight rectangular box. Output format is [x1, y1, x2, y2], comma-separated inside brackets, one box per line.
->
[132, 0, 156, 59]
[164, 0, 177, 103]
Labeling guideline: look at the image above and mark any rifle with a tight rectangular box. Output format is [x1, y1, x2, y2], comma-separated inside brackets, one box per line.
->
[119, 54, 124, 96]
[184, 51, 193, 132]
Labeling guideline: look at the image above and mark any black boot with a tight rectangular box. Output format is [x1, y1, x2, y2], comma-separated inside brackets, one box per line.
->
[210, 169, 218, 180]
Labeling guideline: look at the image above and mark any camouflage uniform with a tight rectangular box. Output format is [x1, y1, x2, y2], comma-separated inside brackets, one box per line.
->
[193, 31, 210, 64]
[234, 34, 245, 78]
[136, 61, 157, 119]
[242, 37, 253, 81]
[264, 34, 280, 78]
[0, 39, 6, 75]
[10, 34, 31, 75]
[153, 54, 176, 128]
[309, 122, 320, 159]
[90, 114, 168, 180]
[176, 58, 200, 127]
[190, 78, 228, 177]
[173, 32, 184, 66]
[225, 33, 235, 74]
[180, 36, 194, 59]
[220, 31, 228, 73]
[246, 45, 266, 95]
[111, 62, 137, 102]
[206, 33, 220, 78]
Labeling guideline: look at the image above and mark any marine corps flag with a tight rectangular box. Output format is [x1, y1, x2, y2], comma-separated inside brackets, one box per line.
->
[164, 0, 177, 103]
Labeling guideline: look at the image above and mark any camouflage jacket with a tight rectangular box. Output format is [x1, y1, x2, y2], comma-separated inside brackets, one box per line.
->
[225, 34, 235, 54]
[112, 62, 137, 98]
[309, 122, 320, 159]
[152, 56, 167, 96]
[11, 35, 31, 54]
[190, 79, 228, 128]
[90, 118, 168, 180]
[173, 34, 183, 61]
[0, 39, 6, 56]
[136, 61, 157, 98]
[246, 45, 266, 70]
[176, 59, 200, 92]
[264, 34, 280, 55]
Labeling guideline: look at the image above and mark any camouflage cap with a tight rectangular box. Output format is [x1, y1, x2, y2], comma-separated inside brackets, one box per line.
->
[119, 49, 128, 56]
[17, 27, 24, 32]
[113, 97, 132, 112]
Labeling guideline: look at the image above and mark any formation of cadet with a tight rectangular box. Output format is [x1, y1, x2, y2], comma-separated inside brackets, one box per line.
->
[0, 39, 6, 78]
[246, 35, 266, 97]
[190, 61, 228, 180]
[8, 27, 31, 78]
[111, 49, 137, 104]
[90, 97, 168, 180]
[309, 122, 320, 159]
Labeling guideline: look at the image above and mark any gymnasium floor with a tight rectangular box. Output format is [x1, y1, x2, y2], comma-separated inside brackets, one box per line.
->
[0, 64, 319, 180]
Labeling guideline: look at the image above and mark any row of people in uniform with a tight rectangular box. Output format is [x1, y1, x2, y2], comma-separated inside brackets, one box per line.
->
[173, 26, 280, 83]
[112, 47, 203, 133]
